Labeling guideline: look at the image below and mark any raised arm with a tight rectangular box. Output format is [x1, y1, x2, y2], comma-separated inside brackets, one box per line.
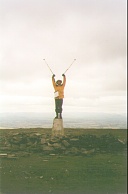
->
[52, 74, 56, 89]
[62, 74, 66, 87]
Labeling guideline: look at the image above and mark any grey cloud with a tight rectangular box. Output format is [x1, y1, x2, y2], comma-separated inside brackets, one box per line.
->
[0, 0, 126, 114]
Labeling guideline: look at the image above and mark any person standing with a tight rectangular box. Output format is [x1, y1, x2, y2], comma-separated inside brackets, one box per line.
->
[52, 74, 66, 119]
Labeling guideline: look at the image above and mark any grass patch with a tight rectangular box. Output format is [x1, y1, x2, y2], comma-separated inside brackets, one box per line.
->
[1, 154, 127, 194]
[0, 128, 127, 194]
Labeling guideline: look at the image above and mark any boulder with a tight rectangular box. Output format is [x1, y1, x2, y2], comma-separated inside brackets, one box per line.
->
[62, 140, 70, 147]
[43, 145, 54, 151]
[52, 143, 62, 149]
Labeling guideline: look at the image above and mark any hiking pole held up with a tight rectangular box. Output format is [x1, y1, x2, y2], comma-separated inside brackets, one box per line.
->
[43, 59, 54, 75]
[63, 59, 76, 74]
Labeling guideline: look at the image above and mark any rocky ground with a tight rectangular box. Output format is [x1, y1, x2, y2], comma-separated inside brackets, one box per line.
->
[0, 130, 127, 159]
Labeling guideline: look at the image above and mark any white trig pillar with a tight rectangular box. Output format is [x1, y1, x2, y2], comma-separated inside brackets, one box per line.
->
[52, 118, 64, 136]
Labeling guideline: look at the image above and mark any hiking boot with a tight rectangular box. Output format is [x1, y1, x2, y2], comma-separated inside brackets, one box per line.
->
[60, 113, 62, 119]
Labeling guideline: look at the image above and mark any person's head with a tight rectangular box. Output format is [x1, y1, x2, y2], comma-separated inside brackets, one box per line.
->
[56, 80, 62, 86]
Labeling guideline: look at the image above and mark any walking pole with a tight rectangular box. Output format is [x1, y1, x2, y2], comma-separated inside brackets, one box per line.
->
[43, 59, 54, 75]
[63, 59, 76, 74]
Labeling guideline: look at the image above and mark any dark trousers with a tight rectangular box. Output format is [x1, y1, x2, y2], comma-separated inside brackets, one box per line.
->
[55, 99, 63, 113]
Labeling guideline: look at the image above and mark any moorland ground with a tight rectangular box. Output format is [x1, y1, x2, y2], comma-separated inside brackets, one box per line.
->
[0, 128, 127, 194]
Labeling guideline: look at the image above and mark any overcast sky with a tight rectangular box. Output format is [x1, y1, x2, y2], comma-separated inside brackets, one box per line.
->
[0, 0, 127, 115]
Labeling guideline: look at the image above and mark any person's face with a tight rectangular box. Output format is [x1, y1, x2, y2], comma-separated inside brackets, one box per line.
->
[57, 81, 62, 85]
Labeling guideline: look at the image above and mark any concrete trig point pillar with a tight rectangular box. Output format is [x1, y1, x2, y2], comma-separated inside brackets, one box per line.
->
[52, 118, 64, 136]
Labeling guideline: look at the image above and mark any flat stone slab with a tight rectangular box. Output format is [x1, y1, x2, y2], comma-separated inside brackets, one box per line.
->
[52, 118, 64, 136]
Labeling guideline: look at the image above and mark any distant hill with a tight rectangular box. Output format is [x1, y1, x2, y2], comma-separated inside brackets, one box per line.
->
[0, 112, 127, 129]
